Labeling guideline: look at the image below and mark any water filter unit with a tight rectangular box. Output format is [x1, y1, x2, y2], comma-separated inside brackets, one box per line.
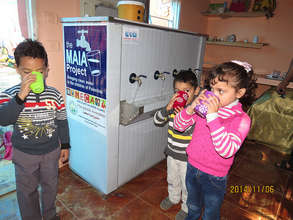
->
[61, 16, 206, 194]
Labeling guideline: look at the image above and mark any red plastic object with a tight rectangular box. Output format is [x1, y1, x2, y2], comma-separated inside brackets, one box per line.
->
[230, 2, 246, 12]
[173, 91, 189, 109]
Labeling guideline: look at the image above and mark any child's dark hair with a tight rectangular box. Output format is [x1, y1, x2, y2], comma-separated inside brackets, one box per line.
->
[14, 39, 48, 67]
[173, 70, 198, 89]
[204, 61, 257, 107]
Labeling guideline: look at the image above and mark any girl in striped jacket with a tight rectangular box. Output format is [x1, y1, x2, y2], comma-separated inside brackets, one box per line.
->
[173, 61, 257, 220]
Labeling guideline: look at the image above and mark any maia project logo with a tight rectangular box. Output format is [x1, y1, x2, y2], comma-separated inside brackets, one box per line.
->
[69, 101, 78, 115]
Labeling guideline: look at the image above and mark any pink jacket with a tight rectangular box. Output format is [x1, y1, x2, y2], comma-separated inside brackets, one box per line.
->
[174, 101, 251, 177]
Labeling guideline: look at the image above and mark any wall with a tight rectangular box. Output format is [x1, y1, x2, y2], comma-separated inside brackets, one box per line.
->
[179, 0, 293, 97]
[204, 0, 293, 74]
[80, 0, 118, 17]
[179, 0, 209, 34]
[37, 0, 150, 98]
[36, 0, 80, 97]
[35, 0, 207, 99]
[36, 0, 293, 97]
[80, 0, 149, 21]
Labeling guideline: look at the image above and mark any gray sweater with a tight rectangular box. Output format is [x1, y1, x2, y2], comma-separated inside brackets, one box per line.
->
[154, 107, 195, 161]
[0, 84, 70, 155]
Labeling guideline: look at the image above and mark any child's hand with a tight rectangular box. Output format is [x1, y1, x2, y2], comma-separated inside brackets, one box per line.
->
[174, 106, 184, 114]
[166, 93, 178, 112]
[186, 90, 207, 114]
[59, 149, 69, 168]
[18, 73, 36, 100]
[186, 90, 221, 115]
[205, 94, 221, 114]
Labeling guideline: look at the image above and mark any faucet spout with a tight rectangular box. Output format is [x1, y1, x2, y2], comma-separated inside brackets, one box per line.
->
[154, 71, 170, 80]
[129, 73, 147, 87]
[131, 76, 142, 86]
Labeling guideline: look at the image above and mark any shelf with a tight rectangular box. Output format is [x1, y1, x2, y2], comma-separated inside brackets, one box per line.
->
[206, 40, 268, 49]
[201, 11, 266, 18]
[256, 75, 293, 89]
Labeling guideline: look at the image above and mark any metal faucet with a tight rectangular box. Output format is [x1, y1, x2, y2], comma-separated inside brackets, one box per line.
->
[129, 73, 147, 87]
[132, 76, 143, 86]
[154, 71, 171, 80]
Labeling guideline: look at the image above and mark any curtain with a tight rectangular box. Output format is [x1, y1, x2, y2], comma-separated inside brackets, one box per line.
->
[170, 0, 181, 29]
[17, 0, 29, 39]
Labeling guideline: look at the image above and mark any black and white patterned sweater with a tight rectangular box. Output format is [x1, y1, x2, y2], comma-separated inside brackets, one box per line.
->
[0, 84, 70, 155]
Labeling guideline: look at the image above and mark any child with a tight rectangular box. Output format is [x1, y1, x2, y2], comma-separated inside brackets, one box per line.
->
[276, 57, 293, 95]
[154, 70, 200, 220]
[0, 39, 70, 220]
[174, 61, 257, 220]
[275, 58, 293, 170]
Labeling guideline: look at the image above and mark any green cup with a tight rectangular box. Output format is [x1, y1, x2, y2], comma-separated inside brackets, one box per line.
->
[30, 71, 44, 94]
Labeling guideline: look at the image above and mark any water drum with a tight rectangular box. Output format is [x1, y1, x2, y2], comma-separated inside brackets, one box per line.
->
[117, 1, 145, 22]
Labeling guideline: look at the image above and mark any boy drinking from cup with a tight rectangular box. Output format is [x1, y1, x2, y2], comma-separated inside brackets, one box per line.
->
[0, 39, 70, 220]
[153, 70, 200, 220]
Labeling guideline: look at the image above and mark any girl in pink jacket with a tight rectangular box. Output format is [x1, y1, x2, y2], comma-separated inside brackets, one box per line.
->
[174, 61, 257, 220]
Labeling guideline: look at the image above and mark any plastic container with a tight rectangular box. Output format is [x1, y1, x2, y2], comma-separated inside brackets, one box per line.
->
[117, 1, 145, 22]
[194, 91, 219, 118]
[173, 91, 189, 109]
[30, 71, 44, 94]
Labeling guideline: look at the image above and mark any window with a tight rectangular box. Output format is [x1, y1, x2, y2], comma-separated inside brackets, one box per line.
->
[149, 0, 181, 29]
[0, 0, 37, 65]
[0, 0, 36, 91]
[0, 0, 23, 68]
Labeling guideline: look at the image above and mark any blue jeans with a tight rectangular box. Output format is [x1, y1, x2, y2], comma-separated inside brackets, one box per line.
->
[185, 163, 227, 220]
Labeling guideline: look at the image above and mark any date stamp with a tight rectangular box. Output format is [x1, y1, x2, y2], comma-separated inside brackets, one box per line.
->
[229, 185, 274, 193]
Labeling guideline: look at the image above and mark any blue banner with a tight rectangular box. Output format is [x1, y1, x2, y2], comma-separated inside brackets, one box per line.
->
[63, 25, 107, 99]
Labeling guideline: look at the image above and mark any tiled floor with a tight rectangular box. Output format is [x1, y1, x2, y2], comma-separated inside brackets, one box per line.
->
[1, 140, 293, 220]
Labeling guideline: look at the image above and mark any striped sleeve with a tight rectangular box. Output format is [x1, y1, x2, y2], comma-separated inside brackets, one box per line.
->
[207, 115, 251, 158]
[153, 109, 169, 127]
[0, 93, 11, 105]
[173, 109, 196, 132]
[55, 91, 70, 148]
[0, 92, 24, 126]
[56, 92, 67, 120]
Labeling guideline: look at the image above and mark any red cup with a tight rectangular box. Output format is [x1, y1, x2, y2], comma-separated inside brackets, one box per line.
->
[173, 91, 189, 109]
